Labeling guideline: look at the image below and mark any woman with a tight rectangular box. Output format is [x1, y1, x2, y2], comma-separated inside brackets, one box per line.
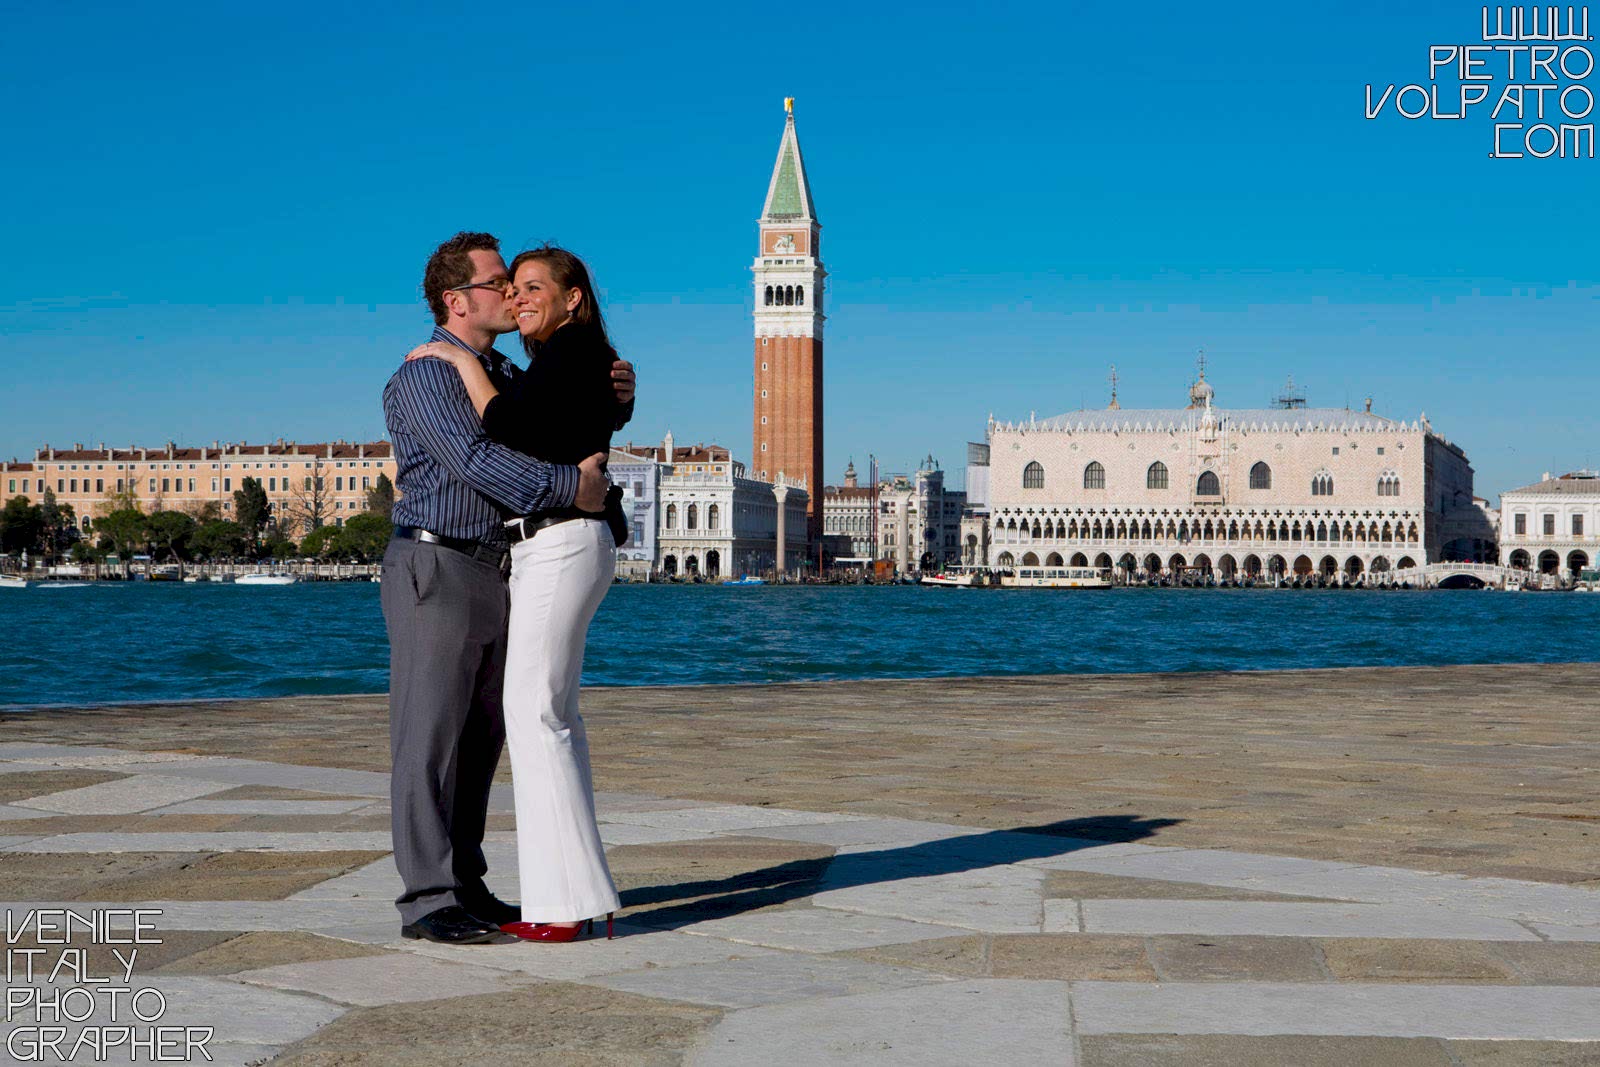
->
[408, 245, 624, 942]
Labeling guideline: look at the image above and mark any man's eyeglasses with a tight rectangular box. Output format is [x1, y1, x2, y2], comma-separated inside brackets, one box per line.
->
[448, 278, 511, 295]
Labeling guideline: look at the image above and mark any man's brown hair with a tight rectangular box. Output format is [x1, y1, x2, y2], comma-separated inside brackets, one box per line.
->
[422, 231, 500, 326]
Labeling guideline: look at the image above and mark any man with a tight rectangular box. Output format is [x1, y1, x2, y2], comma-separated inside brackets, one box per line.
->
[380, 232, 635, 944]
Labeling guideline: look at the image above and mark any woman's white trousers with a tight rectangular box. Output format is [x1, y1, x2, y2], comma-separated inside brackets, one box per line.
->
[502, 517, 620, 923]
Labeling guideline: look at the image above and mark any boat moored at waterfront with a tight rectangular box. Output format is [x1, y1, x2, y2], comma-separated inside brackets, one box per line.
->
[1001, 566, 1113, 589]
[920, 567, 990, 588]
[235, 574, 299, 586]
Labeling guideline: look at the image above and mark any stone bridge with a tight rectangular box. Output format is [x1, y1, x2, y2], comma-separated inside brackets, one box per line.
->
[1392, 562, 1510, 588]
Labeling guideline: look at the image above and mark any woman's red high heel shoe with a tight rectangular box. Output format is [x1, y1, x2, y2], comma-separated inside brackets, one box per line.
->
[500, 913, 614, 942]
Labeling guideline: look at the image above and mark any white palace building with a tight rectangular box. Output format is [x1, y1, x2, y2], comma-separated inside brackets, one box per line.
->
[977, 372, 1478, 582]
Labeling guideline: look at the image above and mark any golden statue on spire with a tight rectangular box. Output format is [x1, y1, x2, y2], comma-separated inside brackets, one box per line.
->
[784, 97, 794, 114]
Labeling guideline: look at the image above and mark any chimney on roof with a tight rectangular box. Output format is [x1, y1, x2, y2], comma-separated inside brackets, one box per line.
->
[326, 443, 334, 459]
[358, 444, 365, 459]
[46, 445, 55, 460]
[166, 441, 175, 457]
[1543, 471, 1552, 482]
[140, 448, 148, 460]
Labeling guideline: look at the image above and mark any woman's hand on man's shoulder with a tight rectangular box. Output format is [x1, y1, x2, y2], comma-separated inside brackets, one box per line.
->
[405, 342, 463, 366]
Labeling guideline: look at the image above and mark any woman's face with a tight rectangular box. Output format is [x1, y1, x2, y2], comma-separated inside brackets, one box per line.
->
[511, 259, 582, 344]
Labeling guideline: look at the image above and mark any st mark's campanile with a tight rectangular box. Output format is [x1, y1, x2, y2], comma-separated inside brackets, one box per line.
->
[752, 98, 825, 541]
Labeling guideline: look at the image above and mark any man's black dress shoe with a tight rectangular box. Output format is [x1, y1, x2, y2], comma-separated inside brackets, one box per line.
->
[400, 905, 501, 944]
[460, 894, 521, 927]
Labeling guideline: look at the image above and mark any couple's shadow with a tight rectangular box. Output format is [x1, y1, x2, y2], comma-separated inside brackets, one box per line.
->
[617, 814, 1181, 932]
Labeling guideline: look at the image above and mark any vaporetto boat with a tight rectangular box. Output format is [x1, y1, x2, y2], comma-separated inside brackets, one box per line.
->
[1000, 566, 1114, 589]
[235, 574, 299, 586]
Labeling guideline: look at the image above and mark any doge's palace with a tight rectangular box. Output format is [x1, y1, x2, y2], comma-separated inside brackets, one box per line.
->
[981, 372, 1475, 581]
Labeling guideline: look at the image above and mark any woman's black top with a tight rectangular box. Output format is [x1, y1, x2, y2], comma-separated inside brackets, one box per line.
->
[482, 321, 623, 467]
[481, 321, 631, 532]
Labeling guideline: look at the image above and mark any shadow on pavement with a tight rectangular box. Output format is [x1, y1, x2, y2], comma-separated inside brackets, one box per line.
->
[620, 813, 1181, 931]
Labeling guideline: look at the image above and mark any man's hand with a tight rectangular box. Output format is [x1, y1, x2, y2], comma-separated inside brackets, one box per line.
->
[576, 452, 609, 512]
[611, 360, 636, 404]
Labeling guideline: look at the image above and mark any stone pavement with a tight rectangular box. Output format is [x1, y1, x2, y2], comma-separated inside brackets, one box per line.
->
[2, 666, 1599, 1064]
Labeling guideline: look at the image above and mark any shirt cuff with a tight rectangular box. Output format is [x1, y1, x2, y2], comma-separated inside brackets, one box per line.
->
[548, 463, 580, 509]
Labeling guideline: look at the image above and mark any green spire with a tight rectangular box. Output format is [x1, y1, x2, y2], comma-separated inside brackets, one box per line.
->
[761, 105, 816, 221]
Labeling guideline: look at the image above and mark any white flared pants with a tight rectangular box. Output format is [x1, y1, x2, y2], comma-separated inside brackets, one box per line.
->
[502, 518, 620, 923]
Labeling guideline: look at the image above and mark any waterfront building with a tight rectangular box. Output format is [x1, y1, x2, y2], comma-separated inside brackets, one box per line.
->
[0, 440, 395, 534]
[1498, 470, 1599, 576]
[752, 98, 825, 542]
[975, 371, 1477, 580]
[607, 445, 662, 579]
[820, 461, 876, 563]
[877, 456, 967, 572]
[642, 437, 808, 579]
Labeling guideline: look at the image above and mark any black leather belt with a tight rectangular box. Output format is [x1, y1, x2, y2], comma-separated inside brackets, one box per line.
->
[504, 510, 600, 545]
[393, 526, 508, 567]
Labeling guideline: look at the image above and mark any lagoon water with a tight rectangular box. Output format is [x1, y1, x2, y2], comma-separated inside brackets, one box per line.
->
[1, 582, 1597, 709]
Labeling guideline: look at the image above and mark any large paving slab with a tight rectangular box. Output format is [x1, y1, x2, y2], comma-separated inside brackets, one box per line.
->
[149, 797, 373, 815]
[4, 899, 394, 932]
[1069, 981, 1600, 1040]
[230, 951, 538, 1006]
[3, 830, 395, 853]
[1079, 900, 1541, 941]
[686, 979, 1074, 1066]
[665, 904, 969, 952]
[590, 952, 949, 1009]
[11, 774, 236, 816]
[601, 803, 861, 833]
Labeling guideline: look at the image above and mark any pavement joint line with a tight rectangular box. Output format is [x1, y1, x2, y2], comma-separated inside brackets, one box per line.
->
[1517, 918, 1554, 942]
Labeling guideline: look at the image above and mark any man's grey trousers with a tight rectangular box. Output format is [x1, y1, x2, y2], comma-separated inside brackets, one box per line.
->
[380, 536, 509, 924]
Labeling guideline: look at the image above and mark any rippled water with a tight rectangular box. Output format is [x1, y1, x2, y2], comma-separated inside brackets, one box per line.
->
[1, 582, 1597, 708]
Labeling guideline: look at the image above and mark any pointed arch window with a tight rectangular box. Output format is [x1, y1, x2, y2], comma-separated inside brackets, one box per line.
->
[1022, 461, 1045, 489]
[1249, 462, 1272, 490]
[1377, 471, 1401, 497]
[1196, 471, 1220, 496]
[1311, 472, 1334, 496]
[1146, 462, 1168, 490]
[1083, 462, 1105, 490]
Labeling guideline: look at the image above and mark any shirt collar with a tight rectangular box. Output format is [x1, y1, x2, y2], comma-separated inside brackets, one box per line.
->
[431, 326, 509, 375]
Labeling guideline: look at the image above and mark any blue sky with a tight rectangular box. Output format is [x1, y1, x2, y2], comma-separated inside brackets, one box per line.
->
[3, 1, 1596, 501]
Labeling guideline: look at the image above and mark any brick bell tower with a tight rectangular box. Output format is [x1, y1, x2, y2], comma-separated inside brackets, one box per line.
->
[752, 97, 825, 541]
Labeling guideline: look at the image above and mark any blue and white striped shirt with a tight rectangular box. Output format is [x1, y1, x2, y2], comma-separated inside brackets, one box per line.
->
[384, 326, 579, 544]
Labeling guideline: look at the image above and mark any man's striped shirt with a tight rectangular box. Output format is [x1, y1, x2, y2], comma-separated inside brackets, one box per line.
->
[383, 326, 578, 544]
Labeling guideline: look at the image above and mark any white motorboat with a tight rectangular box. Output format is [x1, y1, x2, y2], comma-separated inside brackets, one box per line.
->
[235, 574, 298, 586]
[0, 575, 30, 590]
[920, 569, 979, 588]
[1000, 566, 1114, 589]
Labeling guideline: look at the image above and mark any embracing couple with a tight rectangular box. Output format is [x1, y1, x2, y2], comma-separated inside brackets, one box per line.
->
[379, 231, 635, 945]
